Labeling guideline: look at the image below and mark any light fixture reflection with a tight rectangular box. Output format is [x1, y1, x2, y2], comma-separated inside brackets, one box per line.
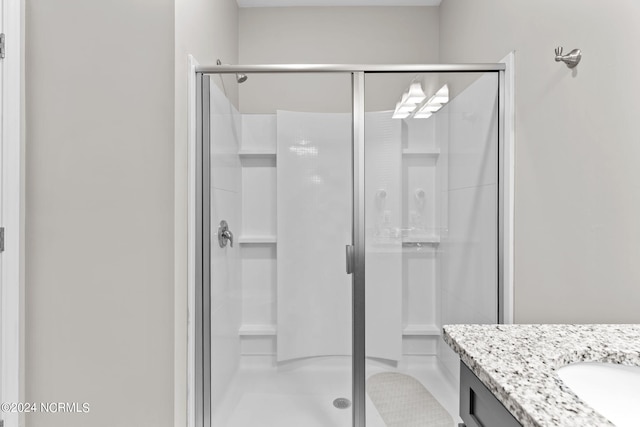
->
[405, 82, 427, 104]
[392, 100, 416, 119]
[392, 81, 425, 119]
[392, 81, 449, 120]
[413, 111, 432, 119]
[289, 146, 318, 157]
[413, 84, 449, 119]
[309, 174, 323, 184]
[422, 103, 443, 112]
[431, 85, 449, 104]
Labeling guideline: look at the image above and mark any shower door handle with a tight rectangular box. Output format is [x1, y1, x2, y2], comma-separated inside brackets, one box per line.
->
[346, 245, 355, 274]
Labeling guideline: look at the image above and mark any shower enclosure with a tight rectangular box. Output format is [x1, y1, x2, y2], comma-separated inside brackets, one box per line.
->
[194, 63, 506, 427]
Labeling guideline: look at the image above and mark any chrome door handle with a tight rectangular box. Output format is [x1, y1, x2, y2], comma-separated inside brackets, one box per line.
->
[346, 245, 354, 274]
[218, 220, 234, 248]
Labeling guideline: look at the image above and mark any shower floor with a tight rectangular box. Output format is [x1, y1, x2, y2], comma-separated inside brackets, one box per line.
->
[213, 356, 461, 427]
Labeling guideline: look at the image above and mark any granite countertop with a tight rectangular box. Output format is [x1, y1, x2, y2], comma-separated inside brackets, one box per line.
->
[443, 324, 640, 427]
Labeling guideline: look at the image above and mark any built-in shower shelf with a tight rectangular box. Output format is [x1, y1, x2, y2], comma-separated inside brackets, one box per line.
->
[368, 236, 440, 252]
[402, 324, 440, 336]
[402, 148, 440, 157]
[401, 236, 440, 245]
[238, 149, 277, 158]
[238, 235, 277, 244]
[239, 324, 277, 336]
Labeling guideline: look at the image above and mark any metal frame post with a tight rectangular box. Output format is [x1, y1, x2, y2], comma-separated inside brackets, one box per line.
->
[351, 71, 366, 427]
[497, 69, 506, 324]
[195, 73, 211, 427]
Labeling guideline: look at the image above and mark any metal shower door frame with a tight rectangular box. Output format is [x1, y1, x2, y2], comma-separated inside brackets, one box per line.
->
[194, 63, 507, 427]
[195, 72, 211, 427]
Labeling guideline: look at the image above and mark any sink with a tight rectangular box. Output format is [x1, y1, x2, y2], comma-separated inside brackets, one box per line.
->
[556, 362, 640, 427]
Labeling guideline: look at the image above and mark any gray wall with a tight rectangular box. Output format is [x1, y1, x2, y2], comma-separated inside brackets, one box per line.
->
[174, 0, 238, 425]
[26, 1, 175, 426]
[239, 7, 439, 65]
[439, 0, 640, 323]
[239, 7, 440, 112]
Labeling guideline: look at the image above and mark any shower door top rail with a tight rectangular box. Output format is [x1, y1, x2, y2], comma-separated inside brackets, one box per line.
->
[195, 63, 506, 74]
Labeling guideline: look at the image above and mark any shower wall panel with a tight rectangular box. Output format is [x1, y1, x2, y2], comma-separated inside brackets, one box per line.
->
[241, 114, 277, 151]
[437, 73, 499, 382]
[364, 111, 403, 362]
[238, 114, 278, 357]
[276, 111, 352, 361]
[239, 109, 439, 362]
[209, 83, 243, 408]
[276, 110, 404, 362]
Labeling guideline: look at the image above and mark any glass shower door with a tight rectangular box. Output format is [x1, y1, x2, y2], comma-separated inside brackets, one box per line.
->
[362, 71, 500, 426]
[196, 65, 505, 427]
[199, 71, 356, 427]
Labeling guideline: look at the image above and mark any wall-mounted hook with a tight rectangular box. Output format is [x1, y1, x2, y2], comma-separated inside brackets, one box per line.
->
[555, 46, 582, 69]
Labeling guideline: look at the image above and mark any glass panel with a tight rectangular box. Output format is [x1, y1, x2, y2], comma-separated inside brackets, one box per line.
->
[207, 72, 354, 427]
[363, 72, 499, 426]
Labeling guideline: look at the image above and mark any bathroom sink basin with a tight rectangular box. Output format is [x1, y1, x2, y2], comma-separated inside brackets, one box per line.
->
[556, 362, 640, 427]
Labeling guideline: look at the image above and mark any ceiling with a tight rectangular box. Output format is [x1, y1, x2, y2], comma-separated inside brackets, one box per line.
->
[238, 0, 441, 7]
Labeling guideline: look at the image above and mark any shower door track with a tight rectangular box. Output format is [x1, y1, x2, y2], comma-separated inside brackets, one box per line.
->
[194, 62, 508, 427]
[195, 63, 505, 73]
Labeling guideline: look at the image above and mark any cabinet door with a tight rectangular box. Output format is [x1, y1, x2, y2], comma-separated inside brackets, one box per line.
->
[460, 362, 521, 427]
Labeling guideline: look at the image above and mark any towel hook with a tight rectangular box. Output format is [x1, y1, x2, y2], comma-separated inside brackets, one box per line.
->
[555, 46, 582, 69]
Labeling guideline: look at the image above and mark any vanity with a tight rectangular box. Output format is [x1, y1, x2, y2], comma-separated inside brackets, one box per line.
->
[443, 324, 640, 427]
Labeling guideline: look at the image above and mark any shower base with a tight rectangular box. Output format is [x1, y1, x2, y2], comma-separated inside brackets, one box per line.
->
[212, 356, 461, 427]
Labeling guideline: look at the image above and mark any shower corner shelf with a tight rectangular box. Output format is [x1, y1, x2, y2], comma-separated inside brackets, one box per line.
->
[401, 236, 440, 245]
[239, 324, 277, 336]
[402, 324, 440, 336]
[238, 149, 277, 158]
[238, 235, 277, 244]
[402, 148, 440, 157]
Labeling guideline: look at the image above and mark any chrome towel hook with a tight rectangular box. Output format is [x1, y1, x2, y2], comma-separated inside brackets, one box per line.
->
[555, 46, 582, 69]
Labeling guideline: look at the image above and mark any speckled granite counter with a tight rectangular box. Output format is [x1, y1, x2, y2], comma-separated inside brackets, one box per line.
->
[443, 324, 640, 427]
